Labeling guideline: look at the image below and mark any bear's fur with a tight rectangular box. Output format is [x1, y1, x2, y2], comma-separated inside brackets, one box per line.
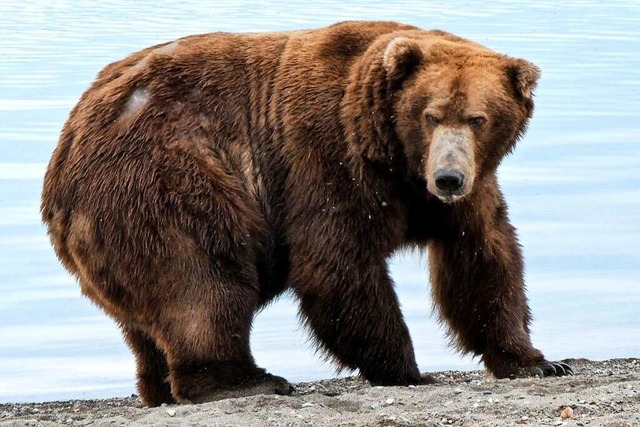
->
[41, 21, 572, 406]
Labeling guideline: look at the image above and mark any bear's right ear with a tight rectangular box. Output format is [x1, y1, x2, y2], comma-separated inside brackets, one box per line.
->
[382, 37, 424, 86]
[508, 58, 541, 100]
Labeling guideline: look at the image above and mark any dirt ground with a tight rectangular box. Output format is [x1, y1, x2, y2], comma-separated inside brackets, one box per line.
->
[1, 358, 639, 427]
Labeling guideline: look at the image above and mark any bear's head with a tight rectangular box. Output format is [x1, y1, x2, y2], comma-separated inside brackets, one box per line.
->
[343, 32, 540, 203]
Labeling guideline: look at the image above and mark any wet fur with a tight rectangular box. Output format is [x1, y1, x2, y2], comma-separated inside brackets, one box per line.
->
[43, 21, 552, 406]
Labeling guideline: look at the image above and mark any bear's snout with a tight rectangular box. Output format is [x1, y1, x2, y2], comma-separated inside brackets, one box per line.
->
[434, 168, 465, 193]
[425, 127, 476, 203]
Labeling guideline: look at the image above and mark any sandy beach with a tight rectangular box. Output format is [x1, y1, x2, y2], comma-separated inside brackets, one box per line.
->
[1, 358, 638, 426]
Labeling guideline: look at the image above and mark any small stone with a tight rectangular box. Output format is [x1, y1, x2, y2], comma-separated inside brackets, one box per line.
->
[521, 416, 529, 421]
[443, 400, 453, 407]
[561, 407, 573, 419]
[370, 403, 380, 410]
[408, 385, 416, 389]
[384, 398, 395, 406]
[454, 388, 463, 394]
[302, 402, 314, 408]
[578, 399, 587, 404]
[166, 409, 176, 417]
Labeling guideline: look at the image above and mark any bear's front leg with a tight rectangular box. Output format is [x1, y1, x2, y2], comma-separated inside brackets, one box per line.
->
[428, 189, 573, 378]
[289, 225, 431, 386]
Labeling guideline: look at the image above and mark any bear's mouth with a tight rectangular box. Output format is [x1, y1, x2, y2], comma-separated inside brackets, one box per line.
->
[438, 193, 464, 204]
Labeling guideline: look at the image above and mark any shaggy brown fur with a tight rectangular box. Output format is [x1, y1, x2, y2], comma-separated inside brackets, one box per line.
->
[41, 21, 572, 407]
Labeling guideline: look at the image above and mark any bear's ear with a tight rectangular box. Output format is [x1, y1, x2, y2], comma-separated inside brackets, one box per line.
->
[508, 58, 541, 100]
[382, 37, 424, 85]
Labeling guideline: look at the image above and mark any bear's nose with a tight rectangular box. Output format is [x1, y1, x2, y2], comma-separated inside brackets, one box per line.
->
[434, 168, 465, 192]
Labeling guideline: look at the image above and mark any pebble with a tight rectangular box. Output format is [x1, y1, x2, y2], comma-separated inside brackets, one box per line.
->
[561, 407, 573, 419]
[166, 409, 176, 417]
[520, 416, 529, 421]
[370, 403, 380, 410]
[454, 388, 463, 394]
[578, 399, 587, 404]
[302, 402, 314, 408]
[383, 398, 395, 406]
[408, 385, 416, 389]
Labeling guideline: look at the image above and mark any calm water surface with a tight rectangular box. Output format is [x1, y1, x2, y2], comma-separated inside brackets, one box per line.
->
[1, 0, 639, 402]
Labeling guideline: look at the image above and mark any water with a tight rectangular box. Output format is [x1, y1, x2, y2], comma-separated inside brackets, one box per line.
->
[1, 0, 639, 403]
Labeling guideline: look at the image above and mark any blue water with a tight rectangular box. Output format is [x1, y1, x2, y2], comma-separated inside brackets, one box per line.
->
[1, 0, 639, 403]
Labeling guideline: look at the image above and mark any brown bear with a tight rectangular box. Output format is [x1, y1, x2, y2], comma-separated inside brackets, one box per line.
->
[41, 21, 573, 407]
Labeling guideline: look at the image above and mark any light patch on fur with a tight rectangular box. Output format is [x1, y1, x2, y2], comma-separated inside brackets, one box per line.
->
[68, 212, 95, 250]
[120, 87, 149, 121]
[233, 143, 267, 211]
[128, 57, 148, 74]
[239, 149, 255, 190]
[154, 41, 180, 55]
[126, 42, 179, 77]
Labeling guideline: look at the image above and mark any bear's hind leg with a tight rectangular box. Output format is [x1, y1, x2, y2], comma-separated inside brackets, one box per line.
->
[151, 255, 293, 403]
[122, 326, 175, 407]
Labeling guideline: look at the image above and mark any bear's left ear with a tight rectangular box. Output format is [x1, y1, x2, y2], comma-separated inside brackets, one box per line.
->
[508, 58, 541, 100]
[382, 37, 424, 86]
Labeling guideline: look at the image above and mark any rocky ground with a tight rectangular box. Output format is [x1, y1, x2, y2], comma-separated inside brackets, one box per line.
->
[1, 358, 639, 426]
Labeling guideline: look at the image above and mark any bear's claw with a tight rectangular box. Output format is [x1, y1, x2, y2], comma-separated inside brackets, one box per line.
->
[527, 361, 575, 377]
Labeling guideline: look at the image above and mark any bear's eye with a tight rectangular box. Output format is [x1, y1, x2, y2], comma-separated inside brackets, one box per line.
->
[468, 116, 487, 129]
[425, 114, 440, 126]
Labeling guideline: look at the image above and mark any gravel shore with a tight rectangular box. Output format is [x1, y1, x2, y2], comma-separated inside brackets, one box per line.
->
[1, 358, 639, 426]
